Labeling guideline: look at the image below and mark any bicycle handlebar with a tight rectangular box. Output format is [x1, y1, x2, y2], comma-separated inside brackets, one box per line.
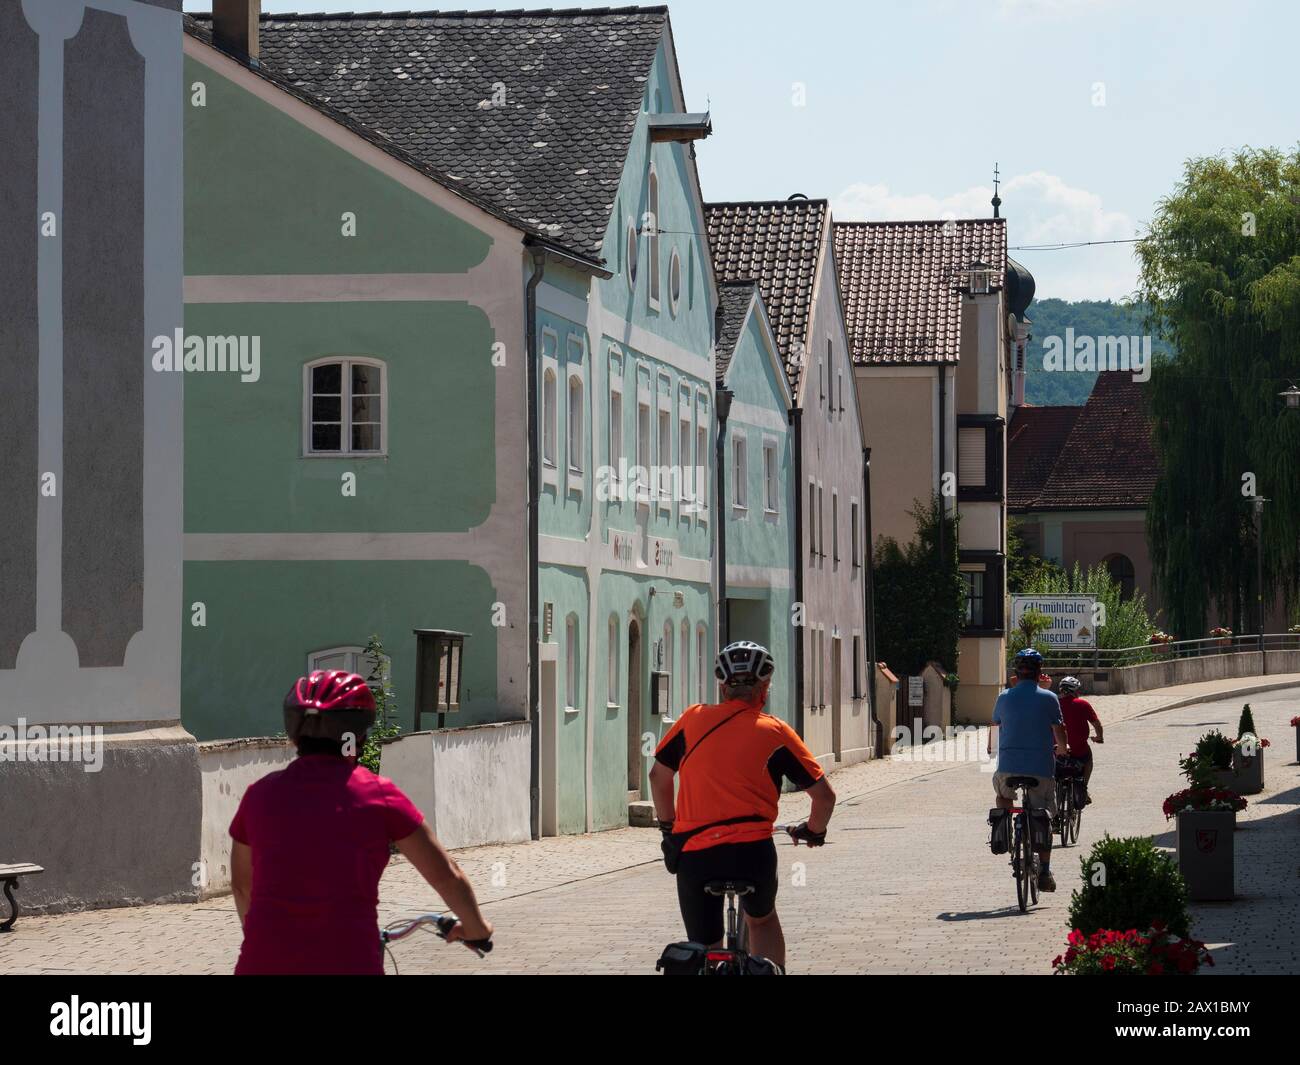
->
[382, 913, 494, 958]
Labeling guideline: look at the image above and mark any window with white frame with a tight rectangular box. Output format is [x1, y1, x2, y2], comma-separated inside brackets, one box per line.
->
[808, 481, 817, 562]
[695, 421, 708, 517]
[607, 616, 619, 707]
[647, 168, 661, 308]
[763, 441, 778, 513]
[832, 491, 839, 564]
[565, 614, 580, 711]
[679, 621, 690, 712]
[696, 625, 706, 703]
[306, 359, 385, 455]
[657, 404, 672, 503]
[851, 500, 861, 569]
[678, 410, 691, 514]
[668, 248, 682, 316]
[732, 435, 747, 510]
[662, 621, 673, 713]
[307, 645, 387, 688]
[542, 366, 557, 468]
[636, 399, 651, 505]
[609, 387, 623, 483]
[626, 219, 638, 290]
[567, 374, 584, 476]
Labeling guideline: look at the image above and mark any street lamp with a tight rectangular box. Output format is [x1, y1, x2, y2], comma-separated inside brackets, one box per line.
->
[1280, 383, 1300, 410]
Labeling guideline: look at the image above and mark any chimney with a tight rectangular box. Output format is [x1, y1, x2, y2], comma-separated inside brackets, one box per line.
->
[213, 0, 260, 61]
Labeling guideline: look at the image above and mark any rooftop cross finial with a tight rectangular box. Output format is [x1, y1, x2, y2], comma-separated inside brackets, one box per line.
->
[992, 163, 1002, 218]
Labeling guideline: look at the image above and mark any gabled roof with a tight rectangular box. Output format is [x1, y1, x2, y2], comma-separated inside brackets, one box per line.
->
[1007, 405, 1081, 510]
[705, 198, 828, 395]
[713, 282, 757, 382]
[190, 7, 670, 260]
[1011, 372, 1158, 512]
[833, 218, 1007, 365]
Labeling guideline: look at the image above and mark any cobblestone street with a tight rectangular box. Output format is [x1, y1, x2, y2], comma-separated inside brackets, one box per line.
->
[5, 677, 1297, 975]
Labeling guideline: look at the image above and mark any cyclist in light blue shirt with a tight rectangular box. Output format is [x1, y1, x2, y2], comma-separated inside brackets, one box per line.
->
[988, 649, 1068, 892]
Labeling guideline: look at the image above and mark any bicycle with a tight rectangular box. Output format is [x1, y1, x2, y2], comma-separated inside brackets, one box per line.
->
[1054, 756, 1085, 847]
[1003, 776, 1045, 913]
[381, 913, 493, 974]
[657, 823, 818, 976]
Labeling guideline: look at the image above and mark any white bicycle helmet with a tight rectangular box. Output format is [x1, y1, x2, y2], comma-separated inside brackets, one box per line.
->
[714, 641, 776, 684]
[1059, 675, 1082, 695]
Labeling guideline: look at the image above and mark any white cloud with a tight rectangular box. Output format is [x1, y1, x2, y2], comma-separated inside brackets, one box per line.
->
[832, 171, 1140, 302]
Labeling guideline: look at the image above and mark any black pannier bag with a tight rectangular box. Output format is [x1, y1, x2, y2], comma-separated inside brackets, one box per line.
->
[1029, 808, 1053, 849]
[988, 808, 1011, 854]
[656, 942, 707, 975]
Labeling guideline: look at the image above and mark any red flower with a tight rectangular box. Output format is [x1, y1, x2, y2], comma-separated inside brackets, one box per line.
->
[1102, 955, 1117, 971]
[1147, 961, 1164, 975]
[1067, 929, 1085, 947]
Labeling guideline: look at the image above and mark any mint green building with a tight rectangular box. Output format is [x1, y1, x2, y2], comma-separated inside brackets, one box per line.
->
[181, 8, 722, 839]
[714, 283, 798, 726]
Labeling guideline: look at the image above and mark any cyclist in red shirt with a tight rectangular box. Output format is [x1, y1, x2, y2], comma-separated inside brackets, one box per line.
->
[1057, 676, 1103, 804]
[229, 671, 493, 974]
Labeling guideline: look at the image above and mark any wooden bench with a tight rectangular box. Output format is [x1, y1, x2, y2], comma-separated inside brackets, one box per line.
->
[0, 864, 44, 931]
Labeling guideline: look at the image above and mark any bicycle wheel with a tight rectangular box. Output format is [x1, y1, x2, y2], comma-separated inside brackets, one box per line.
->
[1058, 785, 1071, 847]
[1014, 816, 1030, 912]
[1069, 784, 1084, 845]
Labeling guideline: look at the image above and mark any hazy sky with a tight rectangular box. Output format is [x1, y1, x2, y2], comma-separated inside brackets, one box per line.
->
[183, 0, 1300, 301]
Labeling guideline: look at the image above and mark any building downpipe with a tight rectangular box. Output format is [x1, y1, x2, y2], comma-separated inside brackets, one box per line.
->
[525, 244, 546, 840]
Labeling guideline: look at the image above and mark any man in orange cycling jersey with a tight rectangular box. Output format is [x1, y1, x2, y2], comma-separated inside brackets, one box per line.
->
[650, 641, 836, 970]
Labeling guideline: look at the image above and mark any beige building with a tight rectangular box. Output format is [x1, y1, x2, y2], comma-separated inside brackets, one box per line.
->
[836, 218, 1035, 721]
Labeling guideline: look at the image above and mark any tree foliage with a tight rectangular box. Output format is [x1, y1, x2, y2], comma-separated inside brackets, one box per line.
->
[1136, 147, 1300, 637]
[1017, 562, 1157, 665]
[1007, 518, 1064, 594]
[873, 497, 965, 677]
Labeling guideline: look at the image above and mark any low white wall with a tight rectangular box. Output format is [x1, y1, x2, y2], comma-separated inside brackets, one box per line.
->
[1077, 650, 1300, 696]
[381, 721, 531, 851]
[198, 738, 294, 898]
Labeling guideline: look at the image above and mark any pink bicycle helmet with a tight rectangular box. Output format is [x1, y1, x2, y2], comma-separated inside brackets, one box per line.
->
[283, 670, 377, 745]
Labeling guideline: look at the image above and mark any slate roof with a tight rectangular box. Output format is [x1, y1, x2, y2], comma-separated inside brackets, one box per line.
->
[706, 199, 828, 395]
[1007, 405, 1081, 510]
[714, 281, 757, 382]
[1011, 372, 1158, 511]
[189, 7, 671, 260]
[833, 219, 1007, 365]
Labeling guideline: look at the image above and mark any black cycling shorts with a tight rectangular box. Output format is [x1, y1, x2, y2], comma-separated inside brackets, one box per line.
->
[675, 838, 778, 945]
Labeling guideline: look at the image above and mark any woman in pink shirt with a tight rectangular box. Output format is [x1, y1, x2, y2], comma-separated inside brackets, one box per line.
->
[229, 671, 493, 975]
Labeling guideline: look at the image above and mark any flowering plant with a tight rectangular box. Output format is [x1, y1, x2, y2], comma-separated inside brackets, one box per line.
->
[1290, 716, 1300, 727]
[1290, 625, 1300, 635]
[1163, 787, 1247, 819]
[1053, 925, 1213, 975]
[1232, 734, 1269, 755]
[1209, 626, 1232, 638]
[1148, 630, 1175, 645]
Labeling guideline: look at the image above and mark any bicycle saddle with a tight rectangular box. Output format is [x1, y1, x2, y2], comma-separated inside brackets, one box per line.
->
[1005, 775, 1040, 790]
[704, 880, 756, 897]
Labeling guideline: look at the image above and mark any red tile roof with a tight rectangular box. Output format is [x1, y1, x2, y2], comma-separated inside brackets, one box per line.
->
[1007, 405, 1081, 509]
[1011, 372, 1158, 511]
[706, 199, 828, 394]
[833, 219, 1007, 365]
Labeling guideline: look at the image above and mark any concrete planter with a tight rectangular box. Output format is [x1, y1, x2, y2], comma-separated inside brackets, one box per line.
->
[1231, 748, 1264, 795]
[1208, 767, 1236, 791]
[1294, 725, 1299, 765]
[1176, 809, 1235, 901]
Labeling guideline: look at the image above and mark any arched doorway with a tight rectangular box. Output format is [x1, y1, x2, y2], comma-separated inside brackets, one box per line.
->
[626, 617, 642, 796]
[1105, 553, 1136, 601]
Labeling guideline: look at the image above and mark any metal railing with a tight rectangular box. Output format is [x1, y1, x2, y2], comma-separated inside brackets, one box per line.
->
[1037, 633, 1300, 671]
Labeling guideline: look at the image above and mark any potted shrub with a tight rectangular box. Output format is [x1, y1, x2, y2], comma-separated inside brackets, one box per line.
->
[1164, 782, 1245, 901]
[1052, 925, 1213, 975]
[1291, 715, 1300, 763]
[1149, 630, 1175, 654]
[1209, 626, 1233, 648]
[1189, 729, 1235, 790]
[1068, 834, 1191, 938]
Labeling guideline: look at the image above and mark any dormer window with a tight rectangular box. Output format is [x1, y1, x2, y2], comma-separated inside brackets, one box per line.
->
[965, 261, 994, 295]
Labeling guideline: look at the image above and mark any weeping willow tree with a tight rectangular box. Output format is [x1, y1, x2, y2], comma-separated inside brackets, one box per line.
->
[1136, 147, 1300, 638]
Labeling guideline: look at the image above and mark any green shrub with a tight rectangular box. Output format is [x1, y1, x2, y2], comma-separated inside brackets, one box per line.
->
[359, 634, 403, 775]
[1194, 729, 1233, 771]
[1069, 835, 1191, 940]
[1236, 704, 1256, 739]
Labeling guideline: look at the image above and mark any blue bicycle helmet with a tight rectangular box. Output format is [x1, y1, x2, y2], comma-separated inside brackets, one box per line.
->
[1013, 648, 1044, 677]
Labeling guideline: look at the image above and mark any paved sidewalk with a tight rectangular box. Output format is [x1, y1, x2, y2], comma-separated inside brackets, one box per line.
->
[3, 674, 1297, 974]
